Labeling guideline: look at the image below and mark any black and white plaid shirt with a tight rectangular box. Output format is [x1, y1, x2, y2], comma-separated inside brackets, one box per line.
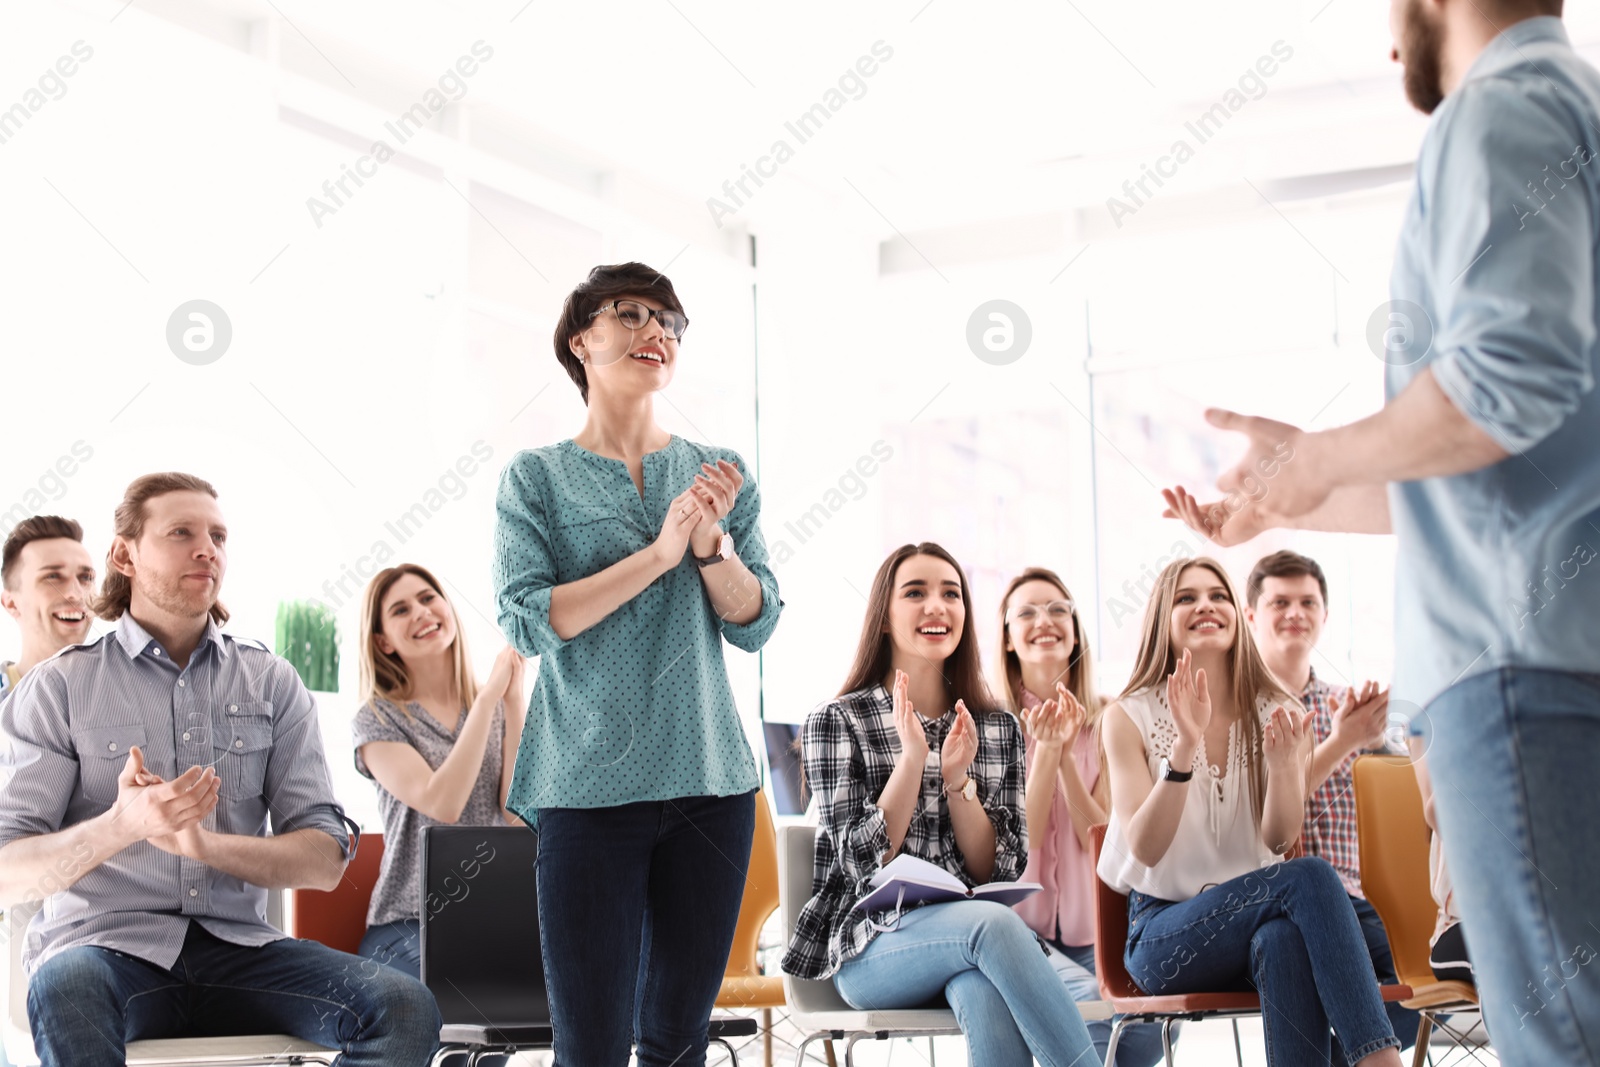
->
[779, 683, 1027, 980]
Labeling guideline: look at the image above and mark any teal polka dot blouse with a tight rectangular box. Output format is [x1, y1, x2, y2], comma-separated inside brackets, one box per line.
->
[493, 436, 782, 822]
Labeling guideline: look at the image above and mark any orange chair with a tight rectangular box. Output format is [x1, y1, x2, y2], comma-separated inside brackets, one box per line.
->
[1089, 825, 1413, 1066]
[1353, 755, 1482, 1067]
[289, 832, 386, 953]
[718, 791, 821, 1067]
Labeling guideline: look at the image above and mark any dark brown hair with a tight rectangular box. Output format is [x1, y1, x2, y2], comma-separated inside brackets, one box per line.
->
[553, 262, 688, 405]
[358, 563, 479, 719]
[2, 515, 84, 590]
[93, 473, 228, 624]
[1245, 549, 1328, 608]
[837, 542, 999, 713]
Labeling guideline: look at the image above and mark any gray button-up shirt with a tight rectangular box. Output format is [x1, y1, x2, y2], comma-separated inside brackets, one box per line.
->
[0, 614, 352, 975]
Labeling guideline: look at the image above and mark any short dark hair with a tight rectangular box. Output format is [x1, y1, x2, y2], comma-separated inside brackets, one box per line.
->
[2, 515, 84, 590]
[552, 262, 687, 405]
[1246, 549, 1328, 608]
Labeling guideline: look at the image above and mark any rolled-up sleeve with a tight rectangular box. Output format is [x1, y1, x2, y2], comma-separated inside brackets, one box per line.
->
[493, 452, 569, 657]
[0, 669, 77, 849]
[262, 662, 351, 857]
[802, 702, 888, 887]
[1426, 81, 1596, 453]
[716, 453, 784, 653]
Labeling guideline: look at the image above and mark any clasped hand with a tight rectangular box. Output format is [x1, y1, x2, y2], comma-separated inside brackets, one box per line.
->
[654, 459, 743, 564]
[109, 745, 220, 858]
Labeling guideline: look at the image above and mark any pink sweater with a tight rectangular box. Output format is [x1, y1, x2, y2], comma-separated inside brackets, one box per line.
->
[1013, 690, 1102, 948]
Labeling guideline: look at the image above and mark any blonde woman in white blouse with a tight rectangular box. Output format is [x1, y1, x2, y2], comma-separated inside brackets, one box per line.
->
[1098, 558, 1403, 1067]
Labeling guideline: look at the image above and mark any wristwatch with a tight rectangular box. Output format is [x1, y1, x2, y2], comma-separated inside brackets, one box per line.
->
[694, 531, 735, 567]
[943, 776, 978, 802]
[1158, 757, 1194, 783]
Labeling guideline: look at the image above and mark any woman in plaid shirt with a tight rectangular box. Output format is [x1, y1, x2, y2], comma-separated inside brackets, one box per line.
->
[779, 542, 1095, 1067]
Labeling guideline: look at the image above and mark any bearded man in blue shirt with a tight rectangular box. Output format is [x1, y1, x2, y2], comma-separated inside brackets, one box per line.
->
[1163, 1, 1600, 1062]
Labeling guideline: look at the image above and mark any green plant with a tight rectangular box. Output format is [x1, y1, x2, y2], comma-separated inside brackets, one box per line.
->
[276, 599, 339, 692]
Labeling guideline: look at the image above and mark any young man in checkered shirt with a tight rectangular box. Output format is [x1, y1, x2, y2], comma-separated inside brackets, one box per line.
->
[1244, 549, 1420, 1051]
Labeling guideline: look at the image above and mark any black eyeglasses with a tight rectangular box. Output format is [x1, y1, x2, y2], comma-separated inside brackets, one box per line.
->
[590, 299, 690, 341]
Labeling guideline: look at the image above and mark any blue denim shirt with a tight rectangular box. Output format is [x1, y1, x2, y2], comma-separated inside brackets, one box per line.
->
[0, 615, 353, 975]
[1387, 16, 1600, 707]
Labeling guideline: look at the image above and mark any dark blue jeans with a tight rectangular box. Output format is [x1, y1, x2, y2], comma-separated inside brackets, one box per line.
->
[359, 917, 422, 980]
[1125, 857, 1398, 1067]
[26, 921, 440, 1067]
[537, 791, 754, 1067]
[1349, 895, 1419, 1053]
[1423, 668, 1600, 1065]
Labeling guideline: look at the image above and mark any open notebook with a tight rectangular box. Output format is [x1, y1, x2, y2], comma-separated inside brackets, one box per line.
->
[854, 853, 1042, 913]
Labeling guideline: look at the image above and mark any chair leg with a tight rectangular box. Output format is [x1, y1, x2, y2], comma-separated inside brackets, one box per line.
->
[1104, 1016, 1130, 1067]
[710, 1036, 739, 1066]
[763, 1007, 773, 1067]
[823, 1038, 838, 1067]
[1413, 1014, 1435, 1067]
[1232, 1018, 1244, 1067]
[1161, 1017, 1177, 1067]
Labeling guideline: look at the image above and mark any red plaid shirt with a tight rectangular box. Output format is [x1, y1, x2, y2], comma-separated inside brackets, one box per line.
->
[1300, 667, 1393, 899]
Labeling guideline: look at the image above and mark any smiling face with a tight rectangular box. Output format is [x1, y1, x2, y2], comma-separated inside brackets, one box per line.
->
[2, 537, 96, 651]
[1168, 563, 1237, 654]
[1247, 574, 1327, 661]
[375, 572, 458, 664]
[1003, 578, 1077, 674]
[116, 490, 227, 621]
[885, 553, 966, 664]
[570, 292, 680, 399]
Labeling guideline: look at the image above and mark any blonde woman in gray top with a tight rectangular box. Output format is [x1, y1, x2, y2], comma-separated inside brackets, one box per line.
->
[352, 563, 525, 979]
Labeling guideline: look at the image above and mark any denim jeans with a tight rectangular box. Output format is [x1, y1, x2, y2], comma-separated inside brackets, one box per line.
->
[25, 920, 440, 1067]
[1421, 668, 1600, 1066]
[1348, 895, 1419, 1052]
[359, 917, 422, 981]
[1044, 939, 1168, 1067]
[833, 900, 1099, 1067]
[536, 791, 754, 1067]
[1124, 857, 1398, 1066]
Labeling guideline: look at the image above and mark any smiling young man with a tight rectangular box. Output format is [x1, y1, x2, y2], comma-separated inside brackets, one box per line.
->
[1244, 550, 1418, 1054]
[0, 473, 439, 1067]
[0, 516, 96, 699]
[1163, 1, 1600, 1057]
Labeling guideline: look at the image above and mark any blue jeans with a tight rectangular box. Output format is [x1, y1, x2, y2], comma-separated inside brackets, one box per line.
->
[1125, 857, 1398, 1066]
[1045, 940, 1168, 1067]
[1348, 895, 1419, 1052]
[536, 791, 754, 1067]
[833, 900, 1099, 1067]
[1421, 668, 1600, 1066]
[359, 917, 422, 981]
[25, 920, 440, 1067]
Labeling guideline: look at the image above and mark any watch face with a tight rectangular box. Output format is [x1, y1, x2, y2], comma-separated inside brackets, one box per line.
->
[962, 777, 977, 801]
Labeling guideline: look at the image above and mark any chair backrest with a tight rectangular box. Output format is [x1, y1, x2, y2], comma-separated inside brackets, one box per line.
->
[777, 824, 855, 1014]
[421, 825, 546, 1026]
[1353, 754, 1439, 989]
[1088, 824, 1145, 999]
[289, 833, 385, 954]
[725, 789, 781, 980]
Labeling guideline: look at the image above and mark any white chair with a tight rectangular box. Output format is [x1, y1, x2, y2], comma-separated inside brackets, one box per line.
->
[4, 894, 338, 1066]
[777, 824, 1110, 1066]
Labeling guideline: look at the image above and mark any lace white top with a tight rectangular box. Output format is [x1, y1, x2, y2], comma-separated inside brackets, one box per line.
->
[1097, 686, 1278, 901]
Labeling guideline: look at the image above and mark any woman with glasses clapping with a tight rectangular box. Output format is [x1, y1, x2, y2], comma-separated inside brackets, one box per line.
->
[492, 263, 783, 1067]
[997, 567, 1169, 1067]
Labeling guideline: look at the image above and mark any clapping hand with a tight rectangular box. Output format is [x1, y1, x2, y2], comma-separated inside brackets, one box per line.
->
[1166, 648, 1213, 749]
[687, 460, 743, 558]
[941, 700, 978, 789]
[1330, 681, 1389, 754]
[1262, 705, 1313, 772]
[111, 746, 219, 857]
[891, 669, 929, 766]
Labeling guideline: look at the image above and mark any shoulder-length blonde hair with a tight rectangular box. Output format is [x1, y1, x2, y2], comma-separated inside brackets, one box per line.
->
[358, 564, 479, 719]
[837, 542, 1000, 713]
[93, 472, 228, 624]
[1119, 556, 1298, 823]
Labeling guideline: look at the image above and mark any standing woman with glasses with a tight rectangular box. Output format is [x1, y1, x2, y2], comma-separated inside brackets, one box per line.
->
[996, 567, 1167, 1067]
[493, 263, 783, 1067]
